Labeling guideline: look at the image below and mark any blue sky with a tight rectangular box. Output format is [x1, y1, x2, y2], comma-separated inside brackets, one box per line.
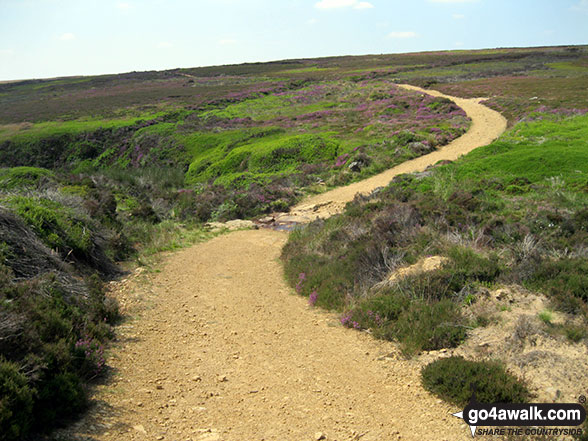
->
[1, 0, 587, 80]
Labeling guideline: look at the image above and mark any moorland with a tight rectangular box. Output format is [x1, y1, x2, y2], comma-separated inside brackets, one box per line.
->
[1, 45, 587, 440]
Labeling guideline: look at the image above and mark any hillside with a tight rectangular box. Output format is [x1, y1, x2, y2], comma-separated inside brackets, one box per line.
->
[1, 45, 588, 440]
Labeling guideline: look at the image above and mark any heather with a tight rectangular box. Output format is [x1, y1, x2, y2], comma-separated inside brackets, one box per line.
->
[421, 357, 530, 406]
[3, 45, 587, 223]
[0, 167, 218, 440]
[2, 45, 586, 126]
[282, 113, 588, 355]
[0, 58, 473, 440]
[0, 208, 118, 439]
[1, 45, 587, 438]
[0, 80, 470, 223]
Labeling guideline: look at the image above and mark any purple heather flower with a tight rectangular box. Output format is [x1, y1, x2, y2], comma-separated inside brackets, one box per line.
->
[296, 272, 307, 293]
[340, 312, 352, 326]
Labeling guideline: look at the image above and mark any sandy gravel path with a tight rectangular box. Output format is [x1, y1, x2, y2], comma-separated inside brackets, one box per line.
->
[68, 86, 506, 441]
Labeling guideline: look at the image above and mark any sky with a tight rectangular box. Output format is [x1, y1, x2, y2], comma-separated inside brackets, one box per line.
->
[0, 0, 587, 81]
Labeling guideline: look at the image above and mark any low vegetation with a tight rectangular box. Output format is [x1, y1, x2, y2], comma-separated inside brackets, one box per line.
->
[421, 356, 529, 405]
[1, 44, 587, 438]
[0, 167, 216, 440]
[0, 81, 470, 222]
[0, 57, 472, 440]
[0, 207, 118, 439]
[282, 112, 588, 410]
[284, 111, 588, 332]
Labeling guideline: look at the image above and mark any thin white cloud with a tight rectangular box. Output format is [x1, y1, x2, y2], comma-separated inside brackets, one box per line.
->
[354, 2, 374, 9]
[116, 2, 131, 10]
[571, 0, 588, 12]
[455, 41, 464, 47]
[218, 38, 237, 46]
[307, 18, 318, 25]
[58, 33, 75, 41]
[315, 0, 374, 10]
[388, 31, 418, 39]
[156, 42, 173, 49]
[315, 0, 355, 8]
[0, 49, 14, 56]
[429, 0, 478, 3]
[452, 13, 465, 19]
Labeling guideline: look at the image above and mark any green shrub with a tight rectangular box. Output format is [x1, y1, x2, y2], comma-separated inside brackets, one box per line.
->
[445, 246, 501, 286]
[421, 356, 530, 406]
[564, 324, 586, 343]
[538, 309, 553, 324]
[0, 267, 115, 438]
[340, 289, 467, 354]
[283, 246, 356, 311]
[33, 372, 87, 429]
[211, 200, 239, 222]
[6, 197, 92, 259]
[0, 359, 35, 441]
[529, 257, 588, 315]
[389, 299, 468, 354]
[576, 407, 588, 441]
[358, 290, 410, 323]
[574, 208, 588, 232]
[86, 274, 120, 325]
[0, 166, 55, 190]
[380, 248, 500, 304]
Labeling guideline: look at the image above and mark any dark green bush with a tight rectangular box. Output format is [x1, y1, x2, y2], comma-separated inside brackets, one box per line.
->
[7, 196, 92, 258]
[576, 407, 588, 441]
[0, 359, 35, 441]
[86, 274, 120, 325]
[528, 257, 588, 315]
[340, 289, 467, 354]
[421, 356, 530, 406]
[358, 290, 410, 323]
[445, 246, 501, 286]
[388, 299, 468, 354]
[0, 264, 115, 439]
[0, 166, 56, 190]
[574, 208, 588, 232]
[286, 252, 353, 310]
[564, 324, 586, 343]
[33, 372, 87, 430]
[393, 131, 419, 145]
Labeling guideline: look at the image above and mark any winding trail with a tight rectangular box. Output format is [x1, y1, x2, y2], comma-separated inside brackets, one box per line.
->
[72, 86, 506, 441]
[279, 85, 506, 222]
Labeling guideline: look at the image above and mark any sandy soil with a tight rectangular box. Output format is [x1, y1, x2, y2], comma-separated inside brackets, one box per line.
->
[63, 86, 507, 441]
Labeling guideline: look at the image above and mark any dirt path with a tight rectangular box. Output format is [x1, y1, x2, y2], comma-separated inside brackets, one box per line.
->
[68, 86, 506, 441]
